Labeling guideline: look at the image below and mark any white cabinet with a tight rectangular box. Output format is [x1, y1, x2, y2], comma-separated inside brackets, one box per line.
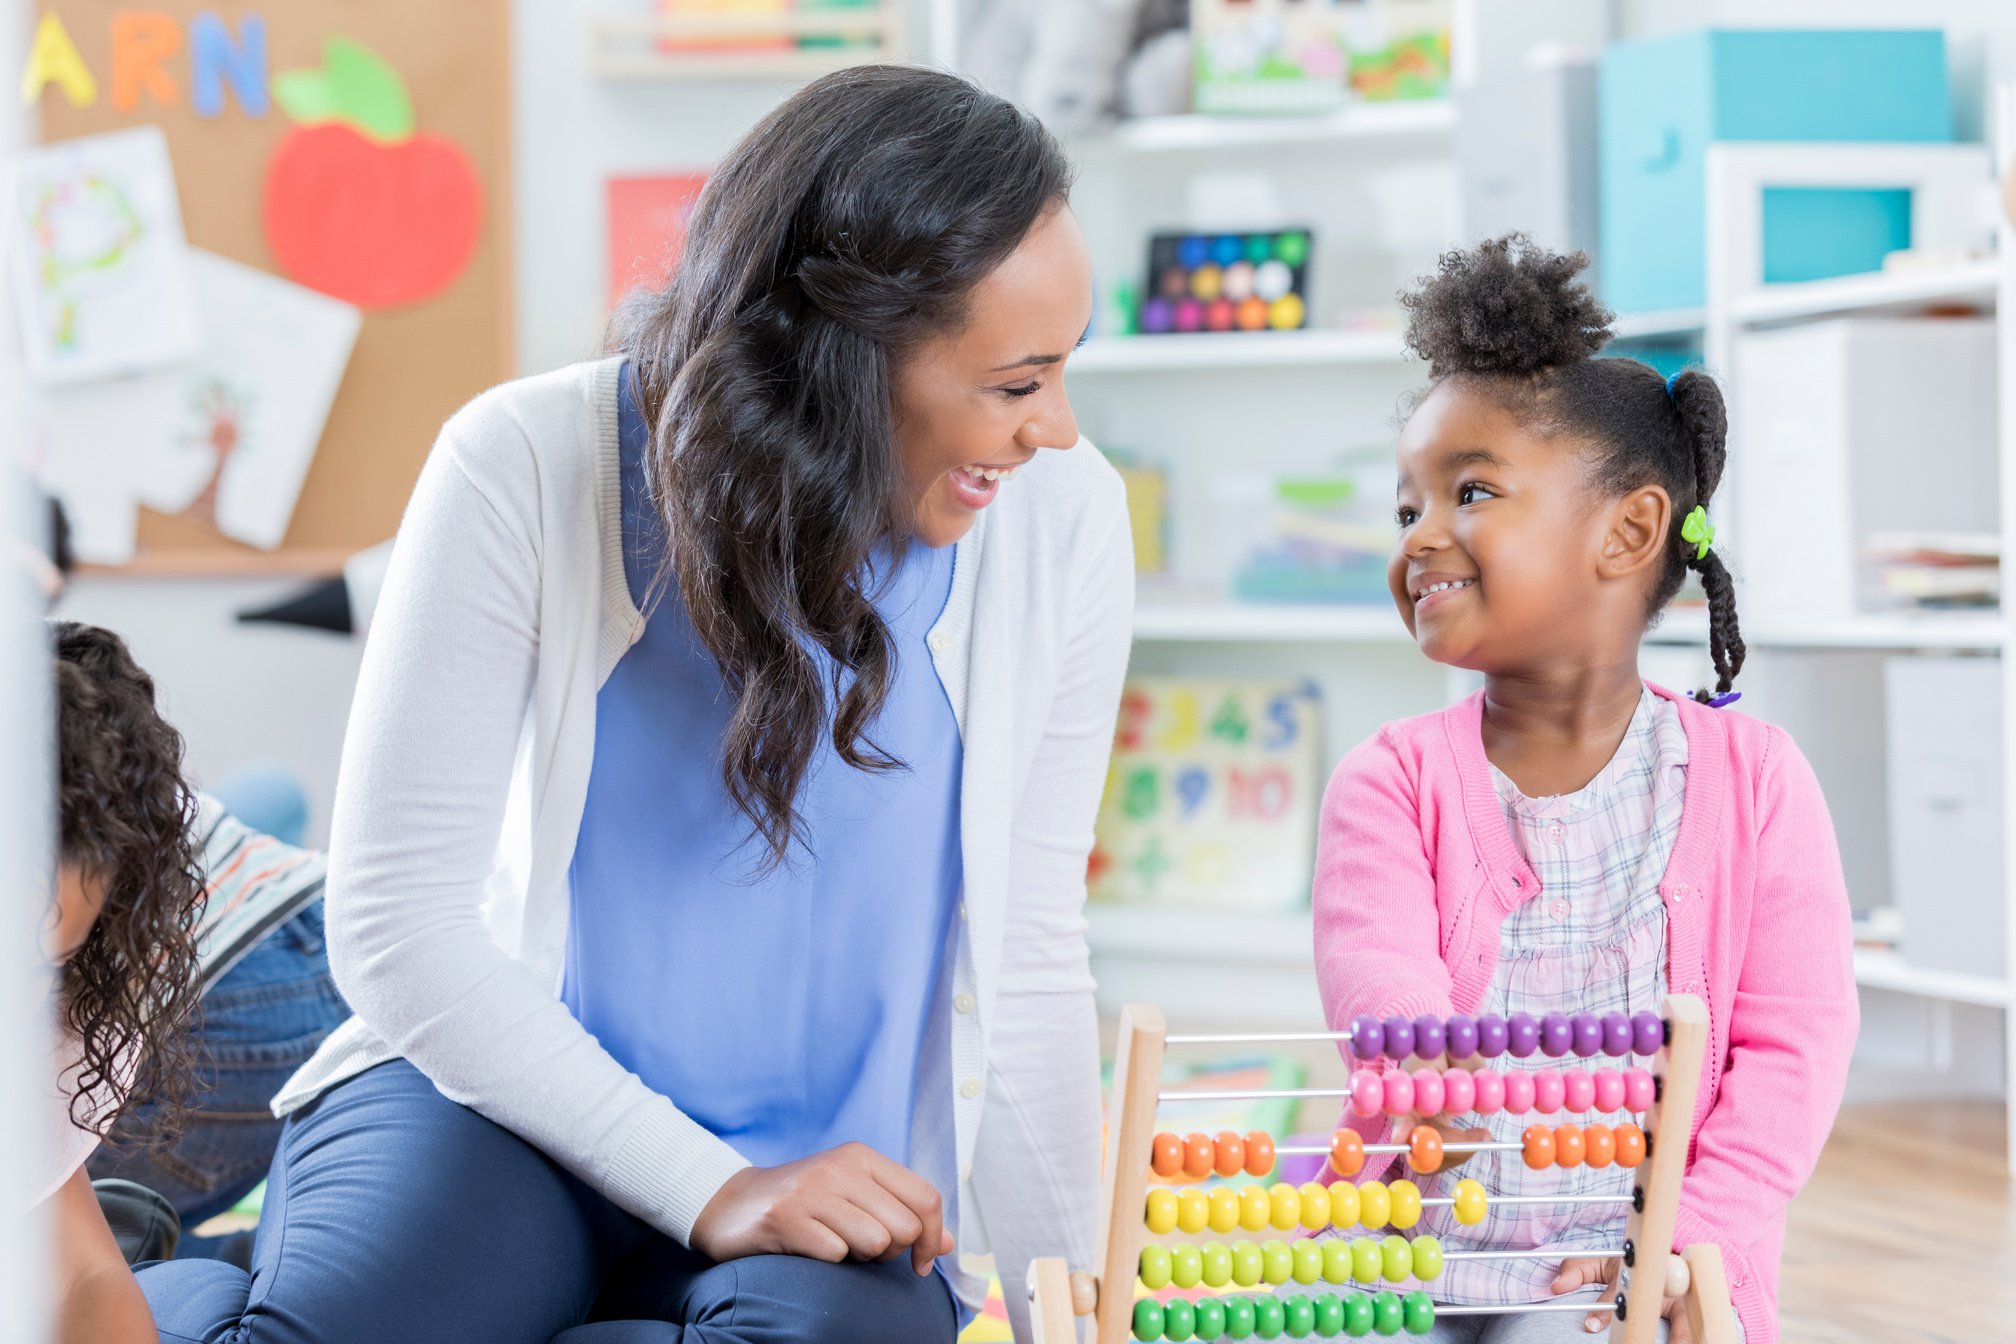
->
[1733, 317, 1997, 624]
[1886, 655, 2005, 980]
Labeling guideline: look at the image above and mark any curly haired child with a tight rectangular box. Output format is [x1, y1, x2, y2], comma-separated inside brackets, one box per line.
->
[1314, 237, 1858, 1344]
[39, 621, 204, 1343]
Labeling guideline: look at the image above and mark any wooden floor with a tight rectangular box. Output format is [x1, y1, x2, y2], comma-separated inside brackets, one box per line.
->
[1779, 1103, 2012, 1343]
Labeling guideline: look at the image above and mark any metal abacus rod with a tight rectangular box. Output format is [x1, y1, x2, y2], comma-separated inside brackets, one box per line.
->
[1446, 1246, 1623, 1261]
[1272, 1139, 1515, 1156]
[1159, 1086, 1352, 1102]
[1166, 1030, 1363, 1045]
[1438, 1301, 1616, 1317]
[1432, 1193, 1633, 1208]
[1158, 1063, 1660, 1112]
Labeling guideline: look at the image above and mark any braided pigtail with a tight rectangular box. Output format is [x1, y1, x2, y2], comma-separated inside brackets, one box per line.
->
[1666, 370, 1746, 700]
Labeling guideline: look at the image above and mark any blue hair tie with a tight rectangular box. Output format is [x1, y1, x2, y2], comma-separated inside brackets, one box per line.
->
[1665, 370, 1682, 400]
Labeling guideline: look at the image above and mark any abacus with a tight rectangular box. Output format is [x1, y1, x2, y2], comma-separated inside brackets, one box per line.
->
[1027, 996, 1737, 1344]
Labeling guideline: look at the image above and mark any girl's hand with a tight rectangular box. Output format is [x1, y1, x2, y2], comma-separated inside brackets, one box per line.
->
[1551, 1255, 1619, 1335]
[1551, 1257, 1694, 1342]
[690, 1142, 954, 1275]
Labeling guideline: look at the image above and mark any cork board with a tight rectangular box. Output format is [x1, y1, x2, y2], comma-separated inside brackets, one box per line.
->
[29, 1, 512, 573]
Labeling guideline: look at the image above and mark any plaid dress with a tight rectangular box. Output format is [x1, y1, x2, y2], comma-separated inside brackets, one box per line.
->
[1422, 686, 1686, 1306]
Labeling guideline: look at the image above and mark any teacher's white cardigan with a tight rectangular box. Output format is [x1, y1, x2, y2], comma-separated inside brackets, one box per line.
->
[276, 357, 1133, 1339]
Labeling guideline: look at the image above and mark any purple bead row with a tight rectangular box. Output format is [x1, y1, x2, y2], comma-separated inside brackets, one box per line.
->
[1345, 1011, 1663, 1062]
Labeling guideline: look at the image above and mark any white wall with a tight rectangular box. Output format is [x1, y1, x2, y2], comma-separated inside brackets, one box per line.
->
[49, 578, 364, 846]
[513, 1, 799, 375]
[514, 0, 937, 375]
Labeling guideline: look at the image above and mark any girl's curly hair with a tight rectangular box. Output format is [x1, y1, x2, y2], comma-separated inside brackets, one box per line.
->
[1400, 234, 1746, 700]
[53, 621, 202, 1144]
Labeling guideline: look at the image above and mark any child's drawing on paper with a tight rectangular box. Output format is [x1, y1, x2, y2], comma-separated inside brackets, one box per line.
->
[180, 379, 254, 530]
[147, 252, 361, 550]
[26, 174, 141, 351]
[28, 250, 359, 562]
[7, 127, 201, 385]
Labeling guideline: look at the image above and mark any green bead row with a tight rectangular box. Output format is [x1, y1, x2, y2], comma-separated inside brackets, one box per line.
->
[1131, 1290, 1436, 1341]
[1140, 1236, 1445, 1291]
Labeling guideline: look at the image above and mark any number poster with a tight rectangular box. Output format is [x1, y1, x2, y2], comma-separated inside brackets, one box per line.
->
[1090, 677, 1323, 911]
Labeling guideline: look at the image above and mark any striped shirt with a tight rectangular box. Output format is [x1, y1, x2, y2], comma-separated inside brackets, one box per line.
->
[189, 793, 327, 992]
[1423, 687, 1685, 1306]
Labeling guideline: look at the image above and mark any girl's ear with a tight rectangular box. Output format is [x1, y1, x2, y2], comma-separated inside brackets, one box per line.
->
[1598, 485, 1671, 582]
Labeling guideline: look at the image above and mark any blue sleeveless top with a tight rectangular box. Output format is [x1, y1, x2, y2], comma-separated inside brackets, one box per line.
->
[563, 365, 964, 1213]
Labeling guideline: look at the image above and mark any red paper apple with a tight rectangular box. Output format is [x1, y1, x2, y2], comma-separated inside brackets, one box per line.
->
[262, 37, 482, 309]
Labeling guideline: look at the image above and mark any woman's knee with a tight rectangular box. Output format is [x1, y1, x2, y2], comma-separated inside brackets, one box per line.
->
[682, 1255, 959, 1344]
[138, 1259, 253, 1344]
[140, 1062, 623, 1344]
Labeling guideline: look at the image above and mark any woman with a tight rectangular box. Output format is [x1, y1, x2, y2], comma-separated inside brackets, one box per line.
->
[141, 65, 1130, 1344]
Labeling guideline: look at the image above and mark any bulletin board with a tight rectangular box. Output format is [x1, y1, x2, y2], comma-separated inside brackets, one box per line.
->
[29, 1, 512, 573]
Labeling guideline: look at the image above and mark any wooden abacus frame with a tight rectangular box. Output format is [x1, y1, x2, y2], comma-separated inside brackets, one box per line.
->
[1028, 996, 1738, 1344]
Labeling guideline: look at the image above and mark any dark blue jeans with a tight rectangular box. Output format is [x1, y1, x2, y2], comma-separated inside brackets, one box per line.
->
[135, 1061, 959, 1344]
[89, 903, 350, 1255]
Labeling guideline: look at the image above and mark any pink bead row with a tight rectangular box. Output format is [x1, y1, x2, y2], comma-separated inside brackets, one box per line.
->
[1346, 1065, 1654, 1120]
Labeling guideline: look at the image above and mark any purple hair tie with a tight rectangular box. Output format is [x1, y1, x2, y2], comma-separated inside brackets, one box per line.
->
[1706, 691, 1742, 708]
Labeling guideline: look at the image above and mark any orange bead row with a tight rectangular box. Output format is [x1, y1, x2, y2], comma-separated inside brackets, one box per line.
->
[1521, 1123, 1646, 1171]
[1149, 1130, 1277, 1180]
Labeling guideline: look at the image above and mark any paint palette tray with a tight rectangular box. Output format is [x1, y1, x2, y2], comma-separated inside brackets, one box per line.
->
[1138, 230, 1312, 336]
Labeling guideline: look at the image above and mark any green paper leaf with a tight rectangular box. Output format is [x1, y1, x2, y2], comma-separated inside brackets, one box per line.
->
[271, 36, 414, 141]
[271, 69, 339, 125]
[324, 36, 414, 141]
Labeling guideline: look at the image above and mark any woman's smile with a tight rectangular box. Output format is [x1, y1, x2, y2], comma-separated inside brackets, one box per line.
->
[946, 458, 1029, 511]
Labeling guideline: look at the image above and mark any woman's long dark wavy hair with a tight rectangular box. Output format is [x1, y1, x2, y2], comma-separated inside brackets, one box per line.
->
[53, 621, 202, 1142]
[1400, 234, 1746, 700]
[612, 65, 1073, 866]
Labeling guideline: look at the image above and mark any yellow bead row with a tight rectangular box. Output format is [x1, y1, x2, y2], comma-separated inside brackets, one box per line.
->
[1142, 1178, 1488, 1236]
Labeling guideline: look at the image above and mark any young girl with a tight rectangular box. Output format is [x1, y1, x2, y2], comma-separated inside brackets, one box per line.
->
[41, 620, 205, 1343]
[1314, 236, 1858, 1344]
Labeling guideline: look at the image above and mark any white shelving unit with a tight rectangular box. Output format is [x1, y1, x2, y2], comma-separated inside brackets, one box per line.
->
[1135, 601, 2007, 652]
[1731, 257, 1998, 327]
[586, 5, 904, 81]
[1133, 602, 1410, 644]
[1702, 136, 2014, 1165]
[1085, 906, 1323, 1029]
[1074, 100, 1456, 155]
[1852, 947, 2010, 1010]
[1073, 329, 1408, 374]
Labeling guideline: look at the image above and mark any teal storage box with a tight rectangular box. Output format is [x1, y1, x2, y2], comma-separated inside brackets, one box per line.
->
[1598, 29, 1951, 314]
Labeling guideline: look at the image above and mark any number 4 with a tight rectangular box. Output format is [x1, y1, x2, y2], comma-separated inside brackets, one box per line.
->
[1210, 694, 1249, 743]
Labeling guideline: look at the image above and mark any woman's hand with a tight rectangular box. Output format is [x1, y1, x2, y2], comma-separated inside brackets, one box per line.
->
[690, 1142, 954, 1275]
[1552, 1256, 1694, 1342]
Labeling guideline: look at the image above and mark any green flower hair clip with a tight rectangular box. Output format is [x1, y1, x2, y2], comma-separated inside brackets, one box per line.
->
[1680, 505, 1715, 561]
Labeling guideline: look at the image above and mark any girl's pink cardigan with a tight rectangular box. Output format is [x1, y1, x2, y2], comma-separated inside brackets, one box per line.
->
[1314, 685, 1858, 1343]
